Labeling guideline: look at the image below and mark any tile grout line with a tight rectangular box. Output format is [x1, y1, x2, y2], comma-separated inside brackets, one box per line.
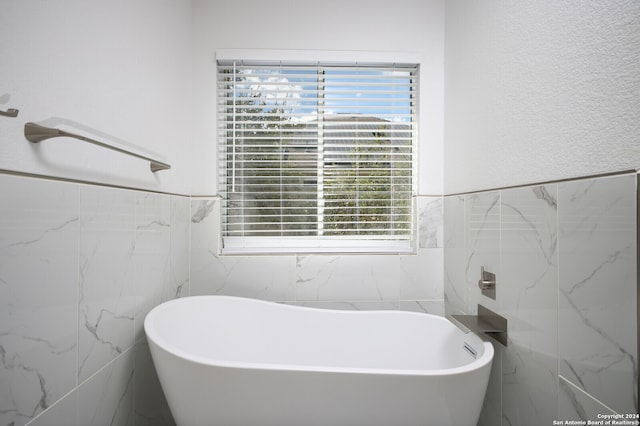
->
[559, 374, 618, 415]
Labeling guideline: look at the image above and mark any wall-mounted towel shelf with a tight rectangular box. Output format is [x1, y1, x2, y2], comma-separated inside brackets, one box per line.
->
[1, 108, 19, 117]
[449, 304, 508, 346]
[24, 122, 171, 172]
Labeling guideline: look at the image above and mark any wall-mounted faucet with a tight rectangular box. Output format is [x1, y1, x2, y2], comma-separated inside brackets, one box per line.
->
[478, 266, 496, 299]
[449, 304, 508, 346]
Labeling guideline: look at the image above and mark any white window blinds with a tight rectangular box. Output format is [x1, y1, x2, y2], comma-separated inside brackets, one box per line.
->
[217, 60, 417, 253]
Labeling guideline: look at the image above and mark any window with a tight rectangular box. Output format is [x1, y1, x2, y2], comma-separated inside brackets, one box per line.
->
[217, 58, 418, 254]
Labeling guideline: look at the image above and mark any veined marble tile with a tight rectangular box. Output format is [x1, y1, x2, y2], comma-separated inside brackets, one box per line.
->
[500, 185, 559, 424]
[26, 389, 78, 426]
[133, 192, 171, 340]
[134, 192, 171, 254]
[134, 339, 174, 425]
[169, 196, 190, 299]
[444, 195, 466, 315]
[294, 300, 398, 311]
[398, 300, 444, 316]
[78, 350, 134, 426]
[501, 185, 558, 355]
[478, 342, 502, 426]
[398, 249, 443, 300]
[295, 255, 401, 302]
[558, 175, 637, 414]
[0, 175, 78, 426]
[189, 248, 218, 295]
[558, 376, 616, 422]
[190, 198, 218, 250]
[190, 251, 296, 301]
[464, 191, 500, 314]
[78, 186, 136, 383]
[502, 344, 558, 426]
[418, 196, 443, 248]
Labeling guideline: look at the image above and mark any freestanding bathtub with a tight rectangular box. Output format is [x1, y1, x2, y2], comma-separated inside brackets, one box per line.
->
[144, 296, 493, 426]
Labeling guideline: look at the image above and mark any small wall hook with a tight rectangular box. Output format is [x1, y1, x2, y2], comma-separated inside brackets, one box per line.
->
[0, 108, 19, 118]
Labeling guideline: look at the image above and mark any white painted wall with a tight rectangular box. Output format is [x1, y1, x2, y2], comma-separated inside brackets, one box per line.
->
[191, 0, 445, 195]
[1, 0, 444, 196]
[0, 0, 193, 194]
[444, 0, 640, 194]
[5, 1, 637, 198]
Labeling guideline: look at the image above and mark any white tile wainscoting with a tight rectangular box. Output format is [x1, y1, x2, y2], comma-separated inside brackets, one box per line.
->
[0, 174, 188, 426]
[445, 172, 638, 426]
[1, 173, 445, 426]
[189, 195, 445, 313]
[1, 170, 636, 426]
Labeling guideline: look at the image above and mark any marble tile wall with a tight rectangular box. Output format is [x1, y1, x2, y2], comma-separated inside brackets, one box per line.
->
[5, 170, 635, 426]
[0, 173, 189, 426]
[190, 196, 445, 314]
[444, 173, 638, 426]
[558, 177, 637, 416]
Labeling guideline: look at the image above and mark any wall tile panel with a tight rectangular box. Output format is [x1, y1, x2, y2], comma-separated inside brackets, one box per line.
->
[558, 376, 616, 422]
[500, 185, 559, 425]
[444, 195, 466, 315]
[418, 196, 444, 248]
[134, 339, 174, 425]
[78, 186, 136, 383]
[0, 176, 79, 426]
[78, 349, 134, 426]
[295, 255, 400, 302]
[447, 172, 638, 425]
[133, 192, 172, 341]
[558, 175, 637, 414]
[465, 191, 500, 314]
[0, 174, 186, 426]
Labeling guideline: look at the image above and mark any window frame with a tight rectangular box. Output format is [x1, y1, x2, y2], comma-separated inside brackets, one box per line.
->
[216, 50, 420, 255]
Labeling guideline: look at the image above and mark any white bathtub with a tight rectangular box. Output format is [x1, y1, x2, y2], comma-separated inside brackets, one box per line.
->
[144, 296, 493, 426]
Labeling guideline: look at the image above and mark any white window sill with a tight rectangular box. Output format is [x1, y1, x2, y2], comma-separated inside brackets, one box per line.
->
[221, 237, 415, 255]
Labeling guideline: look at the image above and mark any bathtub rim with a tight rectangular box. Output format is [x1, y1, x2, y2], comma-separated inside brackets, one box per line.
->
[144, 295, 494, 377]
